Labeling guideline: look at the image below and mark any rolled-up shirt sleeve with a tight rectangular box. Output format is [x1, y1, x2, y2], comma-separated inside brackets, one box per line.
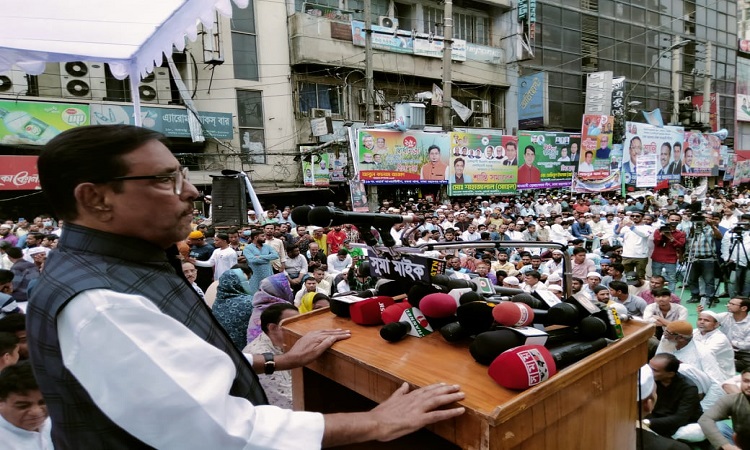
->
[58, 289, 324, 449]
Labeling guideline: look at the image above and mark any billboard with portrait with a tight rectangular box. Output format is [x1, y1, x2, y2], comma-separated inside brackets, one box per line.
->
[577, 114, 615, 180]
[623, 122, 684, 188]
[355, 130, 451, 184]
[682, 131, 721, 176]
[516, 131, 578, 190]
[446, 132, 517, 196]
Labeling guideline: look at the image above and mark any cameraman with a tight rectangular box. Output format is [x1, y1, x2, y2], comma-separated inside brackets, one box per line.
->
[721, 219, 750, 297]
[651, 213, 686, 290]
[686, 213, 723, 305]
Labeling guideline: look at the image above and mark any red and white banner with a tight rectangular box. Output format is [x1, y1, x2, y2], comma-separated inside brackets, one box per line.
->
[0, 156, 40, 190]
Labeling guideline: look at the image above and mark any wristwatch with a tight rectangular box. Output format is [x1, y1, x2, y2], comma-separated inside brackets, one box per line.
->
[262, 352, 276, 375]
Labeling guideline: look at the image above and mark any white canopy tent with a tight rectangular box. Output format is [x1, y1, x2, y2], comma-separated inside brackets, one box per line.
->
[0, 0, 248, 124]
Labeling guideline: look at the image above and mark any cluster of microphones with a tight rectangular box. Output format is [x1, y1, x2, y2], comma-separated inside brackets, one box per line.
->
[330, 275, 627, 391]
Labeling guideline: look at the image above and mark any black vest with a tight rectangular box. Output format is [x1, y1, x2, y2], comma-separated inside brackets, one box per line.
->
[27, 223, 267, 449]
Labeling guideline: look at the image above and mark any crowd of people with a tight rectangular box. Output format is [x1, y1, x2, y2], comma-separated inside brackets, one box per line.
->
[0, 124, 749, 448]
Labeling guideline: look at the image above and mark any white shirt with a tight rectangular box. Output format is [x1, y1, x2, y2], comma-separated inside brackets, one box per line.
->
[193, 247, 238, 280]
[579, 161, 595, 172]
[618, 225, 653, 258]
[693, 328, 736, 381]
[642, 303, 688, 328]
[461, 230, 481, 242]
[58, 289, 325, 449]
[0, 415, 53, 450]
[549, 224, 573, 245]
[715, 312, 750, 351]
[326, 254, 352, 275]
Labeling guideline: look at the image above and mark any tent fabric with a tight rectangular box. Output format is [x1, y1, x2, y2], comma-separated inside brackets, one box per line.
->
[0, 0, 248, 80]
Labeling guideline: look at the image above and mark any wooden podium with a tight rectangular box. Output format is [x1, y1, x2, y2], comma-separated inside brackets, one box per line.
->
[283, 309, 653, 450]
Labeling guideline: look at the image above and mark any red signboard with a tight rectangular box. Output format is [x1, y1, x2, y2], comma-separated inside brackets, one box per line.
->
[0, 156, 40, 190]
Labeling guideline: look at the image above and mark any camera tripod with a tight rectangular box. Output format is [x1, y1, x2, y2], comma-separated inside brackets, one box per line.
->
[722, 227, 750, 302]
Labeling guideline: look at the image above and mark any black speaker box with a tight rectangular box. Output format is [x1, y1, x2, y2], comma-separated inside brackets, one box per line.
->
[211, 176, 247, 227]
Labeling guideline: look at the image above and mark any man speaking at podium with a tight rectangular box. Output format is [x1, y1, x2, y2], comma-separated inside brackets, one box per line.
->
[26, 125, 465, 449]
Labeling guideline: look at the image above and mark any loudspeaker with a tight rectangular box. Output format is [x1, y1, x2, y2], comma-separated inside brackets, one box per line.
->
[211, 176, 247, 227]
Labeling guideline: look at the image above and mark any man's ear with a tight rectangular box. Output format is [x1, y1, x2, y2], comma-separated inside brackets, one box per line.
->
[74, 183, 114, 219]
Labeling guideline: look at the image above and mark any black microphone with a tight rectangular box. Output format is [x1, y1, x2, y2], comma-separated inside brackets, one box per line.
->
[291, 206, 313, 226]
[308, 206, 416, 228]
[548, 338, 608, 370]
[431, 275, 474, 290]
[380, 322, 411, 342]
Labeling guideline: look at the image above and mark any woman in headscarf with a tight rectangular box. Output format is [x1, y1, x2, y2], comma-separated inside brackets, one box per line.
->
[247, 273, 294, 344]
[211, 268, 254, 349]
[298, 292, 330, 314]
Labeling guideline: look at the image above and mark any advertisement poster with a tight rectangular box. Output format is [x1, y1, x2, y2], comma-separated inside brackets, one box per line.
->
[349, 180, 368, 212]
[0, 156, 39, 190]
[724, 153, 736, 182]
[447, 132, 517, 196]
[300, 145, 330, 187]
[329, 151, 348, 182]
[0, 100, 89, 146]
[734, 160, 750, 186]
[572, 144, 623, 193]
[351, 21, 413, 54]
[356, 130, 451, 184]
[683, 131, 720, 176]
[515, 131, 578, 190]
[623, 122, 684, 188]
[517, 73, 547, 129]
[577, 114, 615, 180]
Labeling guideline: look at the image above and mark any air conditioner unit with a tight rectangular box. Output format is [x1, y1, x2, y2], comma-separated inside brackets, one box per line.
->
[0, 69, 29, 96]
[138, 67, 172, 105]
[471, 99, 490, 114]
[60, 61, 106, 100]
[358, 89, 386, 106]
[472, 116, 491, 128]
[378, 16, 399, 29]
[310, 108, 332, 118]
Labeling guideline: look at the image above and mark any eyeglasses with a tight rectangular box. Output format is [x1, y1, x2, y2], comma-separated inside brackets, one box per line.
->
[110, 167, 189, 195]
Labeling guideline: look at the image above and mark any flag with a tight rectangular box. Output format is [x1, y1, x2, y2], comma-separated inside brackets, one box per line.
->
[642, 109, 664, 128]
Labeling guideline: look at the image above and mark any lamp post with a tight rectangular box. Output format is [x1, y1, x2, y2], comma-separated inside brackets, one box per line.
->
[622, 38, 691, 122]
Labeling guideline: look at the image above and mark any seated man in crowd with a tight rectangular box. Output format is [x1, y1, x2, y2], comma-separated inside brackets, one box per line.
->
[642, 288, 688, 342]
[636, 364, 691, 450]
[609, 280, 647, 318]
[699, 368, 750, 450]
[0, 331, 20, 372]
[646, 353, 703, 439]
[0, 362, 53, 449]
[693, 310, 737, 382]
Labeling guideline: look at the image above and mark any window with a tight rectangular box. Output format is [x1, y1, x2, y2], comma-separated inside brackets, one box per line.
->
[423, 7, 488, 45]
[231, 2, 259, 81]
[299, 83, 341, 114]
[236, 90, 266, 164]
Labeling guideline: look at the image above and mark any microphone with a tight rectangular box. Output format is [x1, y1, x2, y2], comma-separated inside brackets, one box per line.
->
[488, 345, 557, 390]
[350, 296, 395, 325]
[512, 293, 545, 310]
[470, 329, 524, 365]
[407, 283, 447, 308]
[492, 302, 534, 327]
[381, 302, 410, 324]
[379, 307, 434, 342]
[546, 303, 581, 326]
[439, 322, 470, 342]
[420, 293, 458, 318]
[456, 300, 497, 335]
[547, 338, 608, 370]
[308, 206, 416, 228]
[291, 206, 313, 226]
[432, 275, 524, 297]
[380, 322, 411, 342]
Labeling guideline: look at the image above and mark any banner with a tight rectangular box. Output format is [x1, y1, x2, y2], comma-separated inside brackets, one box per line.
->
[447, 132, 517, 196]
[577, 115, 615, 179]
[90, 104, 233, 139]
[516, 131, 578, 190]
[349, 180, 368, 212]
[355, 130, 451, 184]
[351, 21, 413, 54]
[329, 151, 348, 182]
[623, 122, 684, 188]
[300, 145, 330, 187]
[724, 153, 736, 182]
[734, 160, 750, 186]
[0, 156, 39, 190]
[683, 131, 720, 176]
[571, 144, 623, 193]
[0, 100, 89, 145]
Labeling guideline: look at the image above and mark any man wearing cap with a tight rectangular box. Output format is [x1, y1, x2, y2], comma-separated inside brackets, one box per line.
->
[656, 321, 728, 394]
[699, 368, 750, 450]
[502, 276, 521, 289]
[646, 353, 703, 439]
[626, 271, 651, 297]
[702, 297, 750, 372]
[694, 310, 737, 381]
[188, 230, 215, 291]
[580, 272, 602, 300]
[0, 225, 18, 247]
[545, 249, 565, 276]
